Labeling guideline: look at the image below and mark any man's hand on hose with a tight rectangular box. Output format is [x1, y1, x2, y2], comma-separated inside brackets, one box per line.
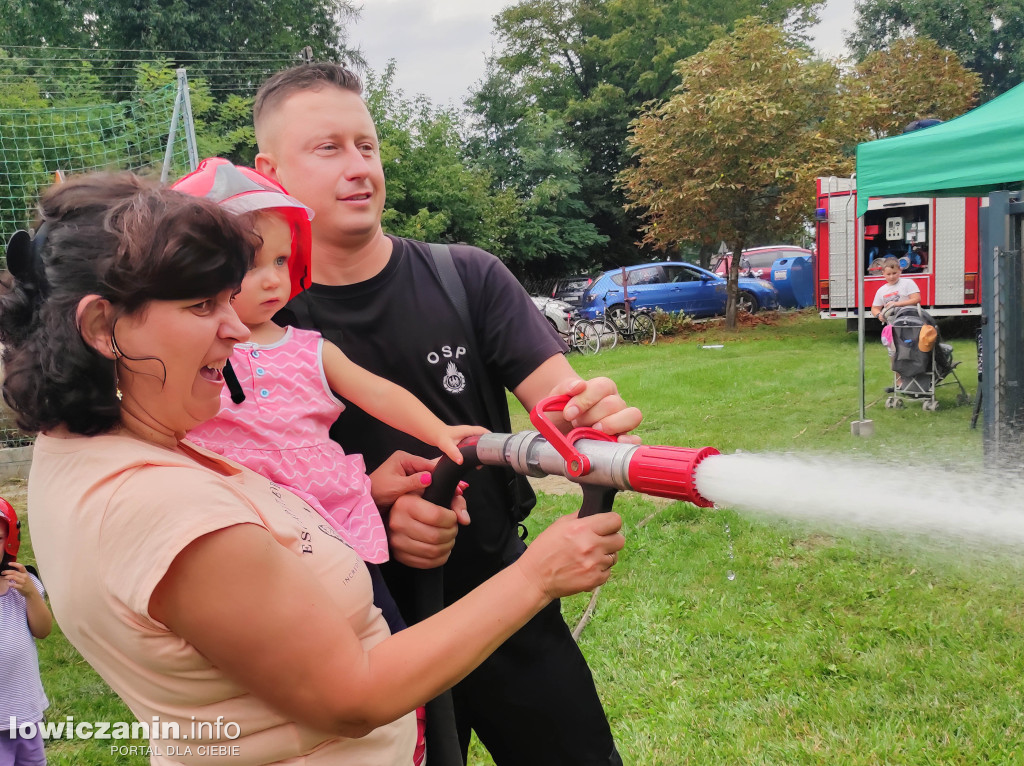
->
[546, 376, 643, 444]
[370, 450, 471, 568]
[387, 492, 470, 569]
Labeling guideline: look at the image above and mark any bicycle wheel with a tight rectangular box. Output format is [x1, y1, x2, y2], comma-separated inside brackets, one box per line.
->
[606, 303, 629, 332]
[630, 312, 656, 346]
[573, 320, 601, 355]
[594, 316, 618, 350]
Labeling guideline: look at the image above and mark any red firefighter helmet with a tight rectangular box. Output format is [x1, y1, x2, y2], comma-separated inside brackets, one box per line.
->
[171, 157, 314, 300]
[0, 497, 20, 560]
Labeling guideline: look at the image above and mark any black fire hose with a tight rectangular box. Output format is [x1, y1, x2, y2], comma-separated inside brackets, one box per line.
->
[412, 443, 482, 766]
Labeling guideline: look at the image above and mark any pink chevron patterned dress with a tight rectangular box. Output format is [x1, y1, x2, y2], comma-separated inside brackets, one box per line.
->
[186, 327, 389, 563]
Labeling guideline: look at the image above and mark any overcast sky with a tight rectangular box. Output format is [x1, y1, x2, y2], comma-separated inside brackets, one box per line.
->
[350, 0, 857, 106]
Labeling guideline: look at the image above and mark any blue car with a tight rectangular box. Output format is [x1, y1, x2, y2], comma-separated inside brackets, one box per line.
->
[577, 262, 779, 321]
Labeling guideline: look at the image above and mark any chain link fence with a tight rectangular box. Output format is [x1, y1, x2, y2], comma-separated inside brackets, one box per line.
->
[0, 83, 194, 250]
[0, 63, 200, 447]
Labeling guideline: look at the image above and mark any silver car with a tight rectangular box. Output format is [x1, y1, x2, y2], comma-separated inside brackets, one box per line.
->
[531, 296, 577, 334]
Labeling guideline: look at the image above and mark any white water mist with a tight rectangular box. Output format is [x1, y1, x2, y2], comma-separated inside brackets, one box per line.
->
[695, 453, 1024, 547]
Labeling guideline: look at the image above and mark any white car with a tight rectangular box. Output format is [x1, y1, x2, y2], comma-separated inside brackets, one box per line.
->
[530, 296, 577, 335]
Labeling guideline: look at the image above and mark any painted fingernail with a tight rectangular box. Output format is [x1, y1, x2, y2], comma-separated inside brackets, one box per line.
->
[458, 481, 469, 491]
[419, 473, 431, 486]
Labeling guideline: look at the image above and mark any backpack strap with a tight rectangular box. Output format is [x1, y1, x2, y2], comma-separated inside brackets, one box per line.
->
[426, 243, 536, 523]
[427, 244, 511, 433]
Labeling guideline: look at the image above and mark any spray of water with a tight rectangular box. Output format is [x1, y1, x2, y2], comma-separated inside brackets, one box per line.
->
[695, 452, 1024, 547]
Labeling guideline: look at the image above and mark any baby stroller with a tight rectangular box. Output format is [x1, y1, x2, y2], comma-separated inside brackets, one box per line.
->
[882, 306, 969, 411]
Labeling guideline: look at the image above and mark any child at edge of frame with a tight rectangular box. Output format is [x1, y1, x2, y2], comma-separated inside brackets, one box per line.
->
[0, 497, 53, 766]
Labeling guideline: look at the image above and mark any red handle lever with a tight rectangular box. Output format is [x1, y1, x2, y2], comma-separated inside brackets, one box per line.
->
[529, 395, 616, 477]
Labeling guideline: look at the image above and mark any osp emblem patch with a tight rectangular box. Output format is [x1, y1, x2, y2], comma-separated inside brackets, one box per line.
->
[443, 361, 466, 394]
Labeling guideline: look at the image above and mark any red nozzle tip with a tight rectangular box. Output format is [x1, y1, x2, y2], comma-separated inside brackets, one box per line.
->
[627, 446, 720, 506]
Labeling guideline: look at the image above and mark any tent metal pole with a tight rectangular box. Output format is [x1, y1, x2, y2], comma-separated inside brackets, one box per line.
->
[857, 207, 865, 420]
[981, 191, 1007, 458]
[850, 175, 872, 437]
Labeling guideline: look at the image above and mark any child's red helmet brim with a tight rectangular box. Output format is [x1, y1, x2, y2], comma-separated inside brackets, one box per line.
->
[0, 497, 20, 559]
[172, 158, 314, 300]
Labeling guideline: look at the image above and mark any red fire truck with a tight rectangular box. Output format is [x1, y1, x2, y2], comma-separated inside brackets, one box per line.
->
[815, 177, 981, 326]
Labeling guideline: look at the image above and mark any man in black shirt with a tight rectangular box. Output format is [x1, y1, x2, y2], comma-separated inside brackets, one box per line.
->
[254, 63, 642, 766]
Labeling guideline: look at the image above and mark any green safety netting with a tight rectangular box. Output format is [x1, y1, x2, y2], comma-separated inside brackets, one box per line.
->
[0, 83, 190, 254]
[855, 82, 1024, 217]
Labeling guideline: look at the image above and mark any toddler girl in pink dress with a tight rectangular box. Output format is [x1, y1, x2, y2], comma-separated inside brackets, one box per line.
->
[178, 158, 484, 564]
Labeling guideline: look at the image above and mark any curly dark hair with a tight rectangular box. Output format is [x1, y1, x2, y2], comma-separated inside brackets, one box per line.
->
[0, 172, 254, 436]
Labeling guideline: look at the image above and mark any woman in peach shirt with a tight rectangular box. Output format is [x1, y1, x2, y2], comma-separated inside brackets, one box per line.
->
[0, 173, 623, 766]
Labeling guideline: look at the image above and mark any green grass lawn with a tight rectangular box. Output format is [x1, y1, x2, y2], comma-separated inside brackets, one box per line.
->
[13, 311, 1019, 766]
[520, 309, 984, 460]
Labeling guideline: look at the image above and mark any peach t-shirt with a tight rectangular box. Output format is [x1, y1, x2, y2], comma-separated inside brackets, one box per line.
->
[27, 432, 415, 766]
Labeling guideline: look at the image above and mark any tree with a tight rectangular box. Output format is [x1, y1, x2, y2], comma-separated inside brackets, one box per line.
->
[0, 56, 206, 238]
[0, 0, 363, 60]
[468, 68, 608, 277]
[0, 0, 364, 97]
[91, 0, 362, 64]
[840, 36, 981, 143]
[476, 0, 823, 269]
[364, 65, 521, 264]
[131, 60, 260, 165]
[620, 20, 841, 327]
[848, 0, 1024, 98]
[502, 110, 609, 276]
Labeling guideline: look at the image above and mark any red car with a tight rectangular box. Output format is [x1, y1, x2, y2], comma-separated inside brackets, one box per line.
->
[711, 246, 813, 281]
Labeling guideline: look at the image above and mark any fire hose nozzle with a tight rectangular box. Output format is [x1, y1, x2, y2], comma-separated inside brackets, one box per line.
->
[472, 431, 719, 508]
[514, 394, 721, 507]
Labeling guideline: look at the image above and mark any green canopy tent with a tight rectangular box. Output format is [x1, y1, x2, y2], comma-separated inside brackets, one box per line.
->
[855, 82, 1024, 217]
[855, 83, 1024, 455]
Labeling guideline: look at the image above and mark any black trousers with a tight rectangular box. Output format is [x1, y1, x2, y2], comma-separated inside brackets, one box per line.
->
[451, 596, 621, 765]
[374, 539, 621, 766]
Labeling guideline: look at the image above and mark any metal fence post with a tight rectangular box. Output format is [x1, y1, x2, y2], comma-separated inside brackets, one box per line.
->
[981, 190, 1024, 461]
[160, 68, 200, 183]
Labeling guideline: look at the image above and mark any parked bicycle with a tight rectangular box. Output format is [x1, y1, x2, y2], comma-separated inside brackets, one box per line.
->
[566, 318, 602, 355]
[594, 295, 656, 346]
[589, 312, 619, 351]
[533, 297, 601, 354]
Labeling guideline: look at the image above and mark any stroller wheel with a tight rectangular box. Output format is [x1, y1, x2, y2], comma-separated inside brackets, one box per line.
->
[923, 400, 939, 412]
[885, 397, 895, 408]
[894, 398, 905, 409]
